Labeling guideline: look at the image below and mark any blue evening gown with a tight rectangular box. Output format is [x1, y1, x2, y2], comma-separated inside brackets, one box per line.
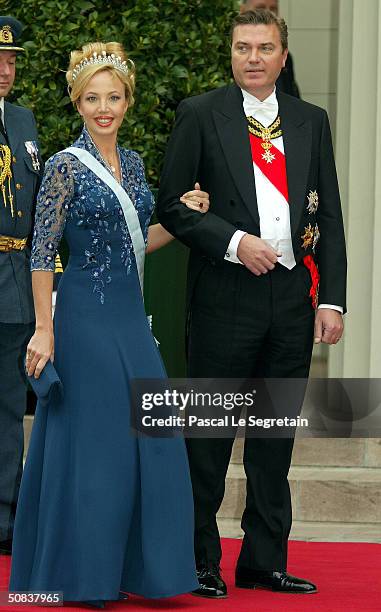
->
[9, 127, 198, 602]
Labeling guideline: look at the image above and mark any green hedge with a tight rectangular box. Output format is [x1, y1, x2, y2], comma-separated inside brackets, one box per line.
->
[5, 0, 237, 186]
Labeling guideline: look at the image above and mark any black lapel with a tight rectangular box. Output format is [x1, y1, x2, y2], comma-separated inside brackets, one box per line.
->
[212, 84, 259, 226]
[278, 92, 312, 235]
[3, 101, 22, 153]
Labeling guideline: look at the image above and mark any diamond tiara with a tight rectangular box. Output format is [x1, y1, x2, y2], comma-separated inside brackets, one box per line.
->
[71, 50, 131, 82]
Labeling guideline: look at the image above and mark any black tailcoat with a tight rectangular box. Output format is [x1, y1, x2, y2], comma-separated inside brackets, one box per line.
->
[157, 83, 347, 570]
[157, 83, 346, 313]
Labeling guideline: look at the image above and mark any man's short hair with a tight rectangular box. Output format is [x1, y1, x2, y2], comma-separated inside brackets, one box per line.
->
[231, 9, 288, 52]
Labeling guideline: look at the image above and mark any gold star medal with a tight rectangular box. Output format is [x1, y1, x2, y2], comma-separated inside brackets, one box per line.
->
[301, 224, 314, 249]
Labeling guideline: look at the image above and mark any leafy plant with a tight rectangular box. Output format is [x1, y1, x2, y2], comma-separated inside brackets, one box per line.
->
[6, 0, 236, 186]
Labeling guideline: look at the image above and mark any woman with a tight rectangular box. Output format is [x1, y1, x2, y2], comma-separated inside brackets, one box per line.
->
[9, 42, 209, 606]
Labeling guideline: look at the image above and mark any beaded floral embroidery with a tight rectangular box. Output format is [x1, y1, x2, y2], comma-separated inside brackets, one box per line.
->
[31, 127, 153, 304]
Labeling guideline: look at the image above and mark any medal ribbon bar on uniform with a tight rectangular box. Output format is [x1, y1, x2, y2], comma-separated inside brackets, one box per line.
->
[247, 115, 289, 203]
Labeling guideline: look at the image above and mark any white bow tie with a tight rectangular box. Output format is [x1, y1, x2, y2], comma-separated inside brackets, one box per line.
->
[247, 99, 278, 112]
[246, 100, 278, 128]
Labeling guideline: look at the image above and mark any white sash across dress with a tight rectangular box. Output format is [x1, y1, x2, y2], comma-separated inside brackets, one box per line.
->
[64, 146, 146, 293]
[64, 147, 158, 342]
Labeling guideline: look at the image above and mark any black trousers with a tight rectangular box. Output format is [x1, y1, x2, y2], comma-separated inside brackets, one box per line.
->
[0, 322, 34, 541]
[187, 261, 315, 571]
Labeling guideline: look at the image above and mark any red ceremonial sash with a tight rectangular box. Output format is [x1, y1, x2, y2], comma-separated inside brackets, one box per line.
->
[249, 131, 289, 202]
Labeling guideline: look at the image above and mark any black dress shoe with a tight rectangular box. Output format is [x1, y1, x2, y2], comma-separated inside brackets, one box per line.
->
[235, 567, 317, 594]
[191, 564, 228, 599]
[0, 539, 12, 555]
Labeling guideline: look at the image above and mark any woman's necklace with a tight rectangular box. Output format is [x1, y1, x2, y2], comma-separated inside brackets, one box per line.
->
[87, 129, 122, 182]
[98, 147, 121, 181]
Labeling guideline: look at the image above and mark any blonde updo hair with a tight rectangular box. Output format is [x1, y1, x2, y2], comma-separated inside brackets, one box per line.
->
[66, 41, 135, 106]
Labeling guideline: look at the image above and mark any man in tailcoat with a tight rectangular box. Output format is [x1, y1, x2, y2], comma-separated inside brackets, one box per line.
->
[0, 16, 43, 555]
[157, 9, 346, 599]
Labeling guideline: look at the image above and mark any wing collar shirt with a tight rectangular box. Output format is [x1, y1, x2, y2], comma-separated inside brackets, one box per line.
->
[226, 87, 296, 269]
[225, 87, 342, 313]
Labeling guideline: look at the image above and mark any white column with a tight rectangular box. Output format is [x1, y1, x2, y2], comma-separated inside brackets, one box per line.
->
[329, 0, 381, 377]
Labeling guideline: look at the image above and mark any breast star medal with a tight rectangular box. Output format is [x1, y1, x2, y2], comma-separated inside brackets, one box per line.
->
[247, 115, 282, 164]
[313, 224, 320, 253]
[301, 224, 314, 249]
[307, 190, 319, 214]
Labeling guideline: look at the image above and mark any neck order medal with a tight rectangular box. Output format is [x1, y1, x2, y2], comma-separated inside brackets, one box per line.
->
[247, 115, 282, 164]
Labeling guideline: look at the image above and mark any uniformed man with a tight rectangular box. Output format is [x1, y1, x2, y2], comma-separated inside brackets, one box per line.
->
[0, 15, 43, 556]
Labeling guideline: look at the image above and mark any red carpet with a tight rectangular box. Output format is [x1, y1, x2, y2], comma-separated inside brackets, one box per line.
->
[1, 539, 380, 611]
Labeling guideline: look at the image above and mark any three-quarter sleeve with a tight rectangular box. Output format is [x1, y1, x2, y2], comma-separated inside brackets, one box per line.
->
[31, 154, 75, 271]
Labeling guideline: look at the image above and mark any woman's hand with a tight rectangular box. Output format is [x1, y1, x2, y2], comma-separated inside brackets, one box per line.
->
[180, 182, 210, 213]
[26, 328, 54, 379]
[146, 182, 210, 253]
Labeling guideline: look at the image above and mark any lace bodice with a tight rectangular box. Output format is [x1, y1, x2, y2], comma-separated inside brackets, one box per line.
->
[31, 127, 154, 303]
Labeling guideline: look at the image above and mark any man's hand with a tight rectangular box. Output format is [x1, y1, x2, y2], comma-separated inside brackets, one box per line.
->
[314, 309, 344, 345]
[237, 234, 281, 276]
